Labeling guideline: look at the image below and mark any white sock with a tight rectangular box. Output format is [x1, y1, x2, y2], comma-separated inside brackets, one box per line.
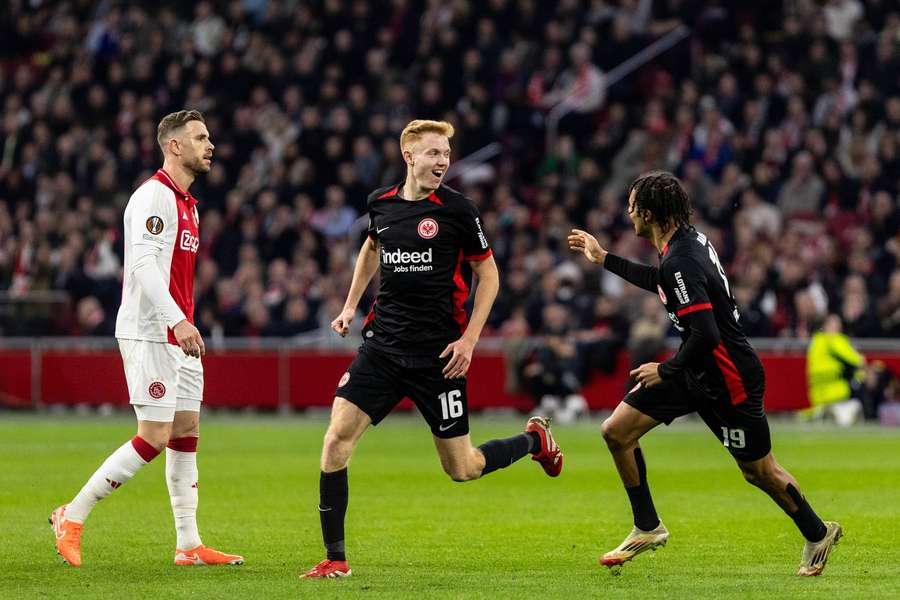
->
[166, 437, 202, 550]
[66, 436, 159, 523]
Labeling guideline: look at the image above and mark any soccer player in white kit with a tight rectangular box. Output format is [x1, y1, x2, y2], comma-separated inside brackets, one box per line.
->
[50, 110, 243, 567]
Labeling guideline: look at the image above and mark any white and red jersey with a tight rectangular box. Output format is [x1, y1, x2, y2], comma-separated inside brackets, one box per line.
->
[115, 169, 200, 345]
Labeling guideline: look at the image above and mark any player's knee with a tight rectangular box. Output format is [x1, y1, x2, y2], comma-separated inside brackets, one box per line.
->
[172, 423, 199, 439]
[739, 463, 767, 488]
[142, 432, 170, 453]
[740, 467, 759, 486]
[137, 423, 171, 451]
[322, 429, 354, 461]
[601, 418, 627, 451]
[442, 460, 480, 482]
[446, 467, 478, 482]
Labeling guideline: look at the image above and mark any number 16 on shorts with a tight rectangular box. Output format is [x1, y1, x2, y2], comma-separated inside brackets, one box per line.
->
[439, 390, 463, 419]
[721, 427, 746, 449]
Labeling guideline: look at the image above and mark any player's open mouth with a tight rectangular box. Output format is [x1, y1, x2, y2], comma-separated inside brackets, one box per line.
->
[432, 169, 444, 178]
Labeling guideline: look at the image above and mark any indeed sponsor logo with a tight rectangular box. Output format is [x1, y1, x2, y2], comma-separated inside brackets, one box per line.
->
[381, 247, 434, 272]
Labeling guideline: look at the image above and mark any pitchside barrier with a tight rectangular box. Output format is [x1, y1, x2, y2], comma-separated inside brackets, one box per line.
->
[1, 337, 898, 411]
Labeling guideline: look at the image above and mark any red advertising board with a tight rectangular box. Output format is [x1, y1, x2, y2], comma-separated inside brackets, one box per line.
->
[2, 348, 899, 412]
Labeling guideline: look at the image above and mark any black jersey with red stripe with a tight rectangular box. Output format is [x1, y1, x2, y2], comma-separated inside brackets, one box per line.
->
[361, 183, 493, 356]
[656, 226, 764, 404]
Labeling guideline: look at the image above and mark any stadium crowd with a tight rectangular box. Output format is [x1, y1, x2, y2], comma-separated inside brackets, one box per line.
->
[0, 0, 898, 361]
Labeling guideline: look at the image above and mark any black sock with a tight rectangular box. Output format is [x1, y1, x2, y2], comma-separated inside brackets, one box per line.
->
[479, 433, 532, 476]
[786, 483, 827, 542]
[319, 468, 349, 561]
[625, 447, 660, 531]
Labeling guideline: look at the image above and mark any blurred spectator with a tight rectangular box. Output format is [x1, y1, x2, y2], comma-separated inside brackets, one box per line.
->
[75, 296, 114, 337]
[627, 296, 668, 371]
[777, 152, 824, 219]
[521, 304, 587, 424]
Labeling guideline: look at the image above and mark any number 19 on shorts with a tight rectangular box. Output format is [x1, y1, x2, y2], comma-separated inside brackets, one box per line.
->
[439, 390, 463, 419]
[721, 427, 746, 449]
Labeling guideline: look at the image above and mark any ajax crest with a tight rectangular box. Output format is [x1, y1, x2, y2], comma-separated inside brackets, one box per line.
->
[149, 381, 166, 399]
[417, 218, 438, 239]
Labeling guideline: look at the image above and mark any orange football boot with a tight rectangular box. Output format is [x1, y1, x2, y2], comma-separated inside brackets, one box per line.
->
[49, 505, 83, 567]
[174, 544, 244, 565]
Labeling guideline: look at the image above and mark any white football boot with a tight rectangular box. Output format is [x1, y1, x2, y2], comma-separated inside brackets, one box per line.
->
[601, 521, 669, 568]
[797, 521, 842, 576]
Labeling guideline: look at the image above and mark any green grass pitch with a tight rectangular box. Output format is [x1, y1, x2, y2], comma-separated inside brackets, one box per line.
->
[2, 414, 899, 599]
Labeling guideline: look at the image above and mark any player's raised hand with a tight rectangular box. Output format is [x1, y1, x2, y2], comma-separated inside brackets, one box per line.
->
[331, 307, 355, 337]
[568, 229, 608, 265]
[630, 362, 662, 388]
[173, 319, 205, 358]
[440, 336, 476, 379]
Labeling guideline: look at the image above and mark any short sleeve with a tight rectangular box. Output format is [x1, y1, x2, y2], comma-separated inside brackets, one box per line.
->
[367, 212, 377, 241]
[130, 181, 176, 252]
[460, 200, 492, 261]
[660, 256, 711, 317]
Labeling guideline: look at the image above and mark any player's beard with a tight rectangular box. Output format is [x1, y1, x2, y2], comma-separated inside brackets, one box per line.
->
[186, 154, 211, 175]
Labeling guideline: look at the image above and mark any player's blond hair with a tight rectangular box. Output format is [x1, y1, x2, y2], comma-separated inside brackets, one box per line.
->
[399, 120, 455, 153]
[157, 109, 206, 152]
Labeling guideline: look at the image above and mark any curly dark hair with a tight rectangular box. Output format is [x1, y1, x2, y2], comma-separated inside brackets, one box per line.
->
[628, 171, 692, 233]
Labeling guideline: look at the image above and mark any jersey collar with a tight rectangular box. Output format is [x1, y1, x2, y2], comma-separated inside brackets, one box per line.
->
[155, 168, 197, 204]
[660, 226, 688, 257]
[380, 183, 443, 205]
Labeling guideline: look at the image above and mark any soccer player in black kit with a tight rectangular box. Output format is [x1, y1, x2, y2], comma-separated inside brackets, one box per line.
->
[300, 120, 563, 580]
[568, 172, 841, 576]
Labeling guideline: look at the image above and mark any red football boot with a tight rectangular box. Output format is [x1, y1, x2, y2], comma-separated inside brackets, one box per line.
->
[299, 559, 352, 579]
[526, 416, 563, 477]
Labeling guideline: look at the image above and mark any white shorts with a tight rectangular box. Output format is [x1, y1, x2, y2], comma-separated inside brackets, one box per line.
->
[118, 338, 204, 423]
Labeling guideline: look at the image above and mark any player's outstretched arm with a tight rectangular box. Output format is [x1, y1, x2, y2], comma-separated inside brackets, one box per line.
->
[568, 228, 658, 293]
[440, 254, 499, 379]
[568, 229, 608, 265]
[332, 237, 380, 337]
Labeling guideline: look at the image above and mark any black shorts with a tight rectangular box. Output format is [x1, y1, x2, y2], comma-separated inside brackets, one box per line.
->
[624, 373, 771, 462]
[335, 345, 469, 439]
